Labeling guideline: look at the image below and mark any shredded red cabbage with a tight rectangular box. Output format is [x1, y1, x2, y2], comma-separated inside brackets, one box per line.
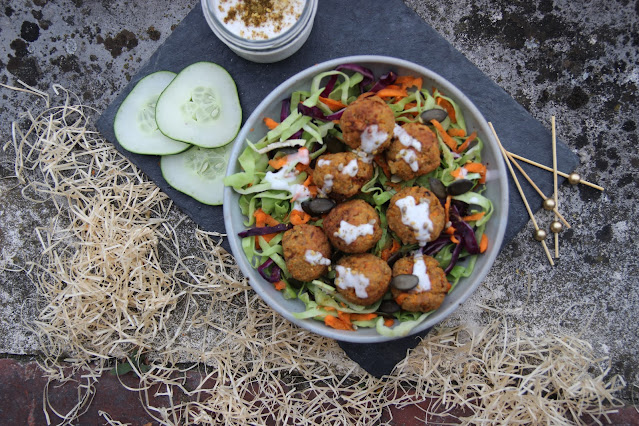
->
[445, 241, 464, 274]
[297, 104, 345, 121]
[335, 63, 374, 92]
[370, 71, 398, 92]
[320, 74, 338, 97]
[257, 258, 282, 283]
[280, 98, 291, 121]
[422, 236, 451, 256]
[238, 223, 292, 238]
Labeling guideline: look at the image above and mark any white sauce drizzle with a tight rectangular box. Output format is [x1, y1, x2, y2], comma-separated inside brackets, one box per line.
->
[317, 159, 332, 167]
[341, 159, 359, 176]
[263, 148, 311, 209]
[334, 220, 375, 244]
[321, 174, 334, 194]
[360, 124, 388, 154]
[396, 195, 434, 246]
[398, 148, 419, 171]
[353, 149, 373, 164]
[411, 252, 432, 292]
[335, 265, 370, 298]
[394, 124, 422, 151]
[304, 249, 331, 266]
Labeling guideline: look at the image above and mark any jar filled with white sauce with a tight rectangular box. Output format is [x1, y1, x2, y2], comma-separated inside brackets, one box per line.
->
[202, 0, 318, 63]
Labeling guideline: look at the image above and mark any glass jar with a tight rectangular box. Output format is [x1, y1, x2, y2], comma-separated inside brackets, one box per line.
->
[202, 0, 318, 63]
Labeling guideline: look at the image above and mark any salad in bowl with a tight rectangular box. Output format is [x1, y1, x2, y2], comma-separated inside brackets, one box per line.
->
[223, 56, 508, 343]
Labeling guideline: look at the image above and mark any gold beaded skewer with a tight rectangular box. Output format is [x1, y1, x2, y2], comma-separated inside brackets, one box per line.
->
[504, 150, 571, 229]
[551, 116, 561, 258]
[489, 122, 554, 266]
[506, 152, 604, 191]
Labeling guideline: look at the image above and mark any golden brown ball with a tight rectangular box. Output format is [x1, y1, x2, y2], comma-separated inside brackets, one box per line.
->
[323, 199, 382, 253]
[339, 96, 395, 155]
[282, 224, 332, 282]
[385, 122, 440, 180]
[387, 186, 445, 245]
[335, 253, 392, 306]
[312, 152, 374, 200]
[391, 254, 451, 312]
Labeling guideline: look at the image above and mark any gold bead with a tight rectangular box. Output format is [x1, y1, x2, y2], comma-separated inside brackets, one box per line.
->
[568, 173, 581, 185]
[550, 220, 563, 233]
[543, 198, 556, 210]
[534, 228, 547, 241]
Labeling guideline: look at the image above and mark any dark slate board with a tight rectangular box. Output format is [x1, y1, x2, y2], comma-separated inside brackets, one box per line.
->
[96, 0, 579, 378]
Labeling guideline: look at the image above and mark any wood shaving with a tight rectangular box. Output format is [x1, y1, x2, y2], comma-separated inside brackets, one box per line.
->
[3, 83, 626, 425]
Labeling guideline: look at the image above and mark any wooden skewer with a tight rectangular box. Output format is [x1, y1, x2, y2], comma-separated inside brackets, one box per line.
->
[505, 151, 571, 229]
[507, 152, 604, 191]
[551, 116, 559, 258]
[489, 122, 554, 266]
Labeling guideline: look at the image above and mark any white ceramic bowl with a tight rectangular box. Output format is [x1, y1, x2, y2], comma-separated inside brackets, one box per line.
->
[224, 55, 508, 343]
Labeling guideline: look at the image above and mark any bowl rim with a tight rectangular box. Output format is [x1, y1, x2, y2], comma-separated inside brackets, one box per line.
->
[223, 55, 509, 343]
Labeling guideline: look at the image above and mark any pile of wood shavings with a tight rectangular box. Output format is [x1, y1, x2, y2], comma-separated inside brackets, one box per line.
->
[2, 82, 626, 425]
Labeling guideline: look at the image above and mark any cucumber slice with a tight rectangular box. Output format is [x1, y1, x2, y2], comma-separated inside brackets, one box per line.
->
[155, 62, 242, 148]
[113, 71, 191, 155]
[160, 143, 232, 205]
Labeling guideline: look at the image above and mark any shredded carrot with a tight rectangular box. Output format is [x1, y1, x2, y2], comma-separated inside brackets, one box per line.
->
[324, 313, 353, 330]
[295, 163, 311, 173]
[268, 157, 288, 170]
[384, 318, 395, 327]
[464, 162, 487, 184]
[480, 233, 489, 253]
[307, 185, 318, 197]
[450, 235, 461, 244]
[357, 91, 375, 100]
[351, 313, 378, 321]
[450, 168, 465, 179]
[444, 195, 452, 225]
[263, 117, 279, 130]
[454, 131, 477, 153]
[290, 210, 311, 225]
[302, 174, 313, 187]
[462, 212, 486, 222]
[395, 75, 423, 91]
[253, 209, 280, 248]
[373, 154, 391, 178]
[436, 97, 457, 123]
[323, 306, 336, 311]
[430, 119, 458, 151]
[447, 128, 466, 138]
[274, 281, 287, 291]
[332, 119, 341, 125]
[254, 208, 280, 227]
[376, 88, 408, 99]
[319, 96, 347, 111]
[381, 239, 401, 261]
[445, 226, 456, 235]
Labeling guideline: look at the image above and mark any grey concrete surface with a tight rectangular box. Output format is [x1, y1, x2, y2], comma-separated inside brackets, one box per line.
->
[0, 0, 637, 404]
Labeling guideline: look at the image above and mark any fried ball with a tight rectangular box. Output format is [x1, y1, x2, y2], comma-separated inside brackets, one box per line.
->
[385, 122, 441, 180]
[282, 224, 332, 282]
[387, 186, 445, 245]
[312, 152, 374, 200]
[339, 96, 395, 155]
[335, 253, 391, 306]
[323, 199, 382, 253]
[391, 254, 451, 312]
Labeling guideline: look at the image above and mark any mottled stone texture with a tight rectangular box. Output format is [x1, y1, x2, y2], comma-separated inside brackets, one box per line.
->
[0, 0, 637, 412]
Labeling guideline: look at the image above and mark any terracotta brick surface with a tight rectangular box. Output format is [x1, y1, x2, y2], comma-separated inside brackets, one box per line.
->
[1, 358, 638, 425]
